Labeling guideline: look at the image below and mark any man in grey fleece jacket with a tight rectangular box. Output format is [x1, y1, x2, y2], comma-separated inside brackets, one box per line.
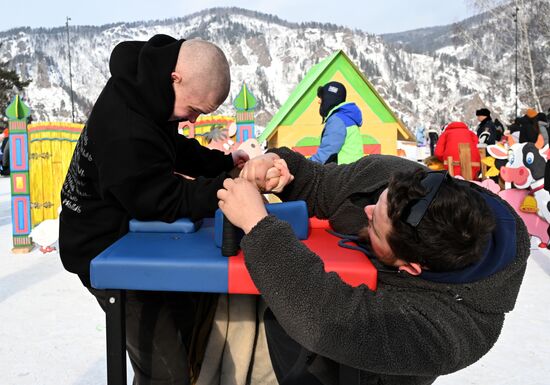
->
[217, 147, 530, 385]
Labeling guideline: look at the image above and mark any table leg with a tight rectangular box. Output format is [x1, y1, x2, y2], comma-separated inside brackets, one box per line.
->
[106, 290, 127, 385]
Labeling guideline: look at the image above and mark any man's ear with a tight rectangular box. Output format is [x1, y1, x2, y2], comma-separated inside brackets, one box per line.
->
[171, 72, 182, 83]
[397, 262, 422, 276]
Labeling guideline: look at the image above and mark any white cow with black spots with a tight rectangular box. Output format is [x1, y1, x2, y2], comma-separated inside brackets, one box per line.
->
[487, 139, 550, 223]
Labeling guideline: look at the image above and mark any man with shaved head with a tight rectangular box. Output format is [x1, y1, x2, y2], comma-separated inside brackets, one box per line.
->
[59, 34, 247, 385]
[171, 39, 232, 122]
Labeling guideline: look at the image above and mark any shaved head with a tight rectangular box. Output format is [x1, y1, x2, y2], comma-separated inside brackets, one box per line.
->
[169, 39, 231, 122]
[175, 39, 231, 105]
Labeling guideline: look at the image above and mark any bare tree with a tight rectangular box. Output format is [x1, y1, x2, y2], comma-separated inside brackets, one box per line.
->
[461, 0, 549, 112]
[517, 0, 541, 111]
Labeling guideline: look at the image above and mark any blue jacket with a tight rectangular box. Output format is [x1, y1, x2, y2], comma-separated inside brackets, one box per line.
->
[310, 102, 364, 164]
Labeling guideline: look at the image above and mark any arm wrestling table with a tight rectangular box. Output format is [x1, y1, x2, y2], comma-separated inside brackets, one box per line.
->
[90, 201, 377, 385]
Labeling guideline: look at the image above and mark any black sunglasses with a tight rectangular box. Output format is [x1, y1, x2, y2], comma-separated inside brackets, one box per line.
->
[403, 170, 449, 227]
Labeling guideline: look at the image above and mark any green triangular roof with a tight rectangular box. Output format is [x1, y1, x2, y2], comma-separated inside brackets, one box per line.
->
[233, 82, 257, 111]
[5, 95, 30, 120]
[258, 50, 413, 143]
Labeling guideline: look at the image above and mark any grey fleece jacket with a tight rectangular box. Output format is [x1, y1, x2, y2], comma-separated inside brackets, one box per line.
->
[240, 147, 530, 385]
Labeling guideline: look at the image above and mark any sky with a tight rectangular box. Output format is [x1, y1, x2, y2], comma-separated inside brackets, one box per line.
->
[0, 0, 475, 35]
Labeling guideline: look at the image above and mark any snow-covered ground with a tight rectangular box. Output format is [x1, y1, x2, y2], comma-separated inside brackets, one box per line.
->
[0, 174, 549, 385]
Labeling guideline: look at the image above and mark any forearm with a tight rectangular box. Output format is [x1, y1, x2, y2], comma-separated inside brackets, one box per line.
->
[268, 148, 420, 220]
[110, 169, 227, 221]
[175, 135, 234, 177]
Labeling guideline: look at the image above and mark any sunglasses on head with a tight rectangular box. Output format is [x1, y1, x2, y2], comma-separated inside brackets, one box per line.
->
[403, 170, 449, 227]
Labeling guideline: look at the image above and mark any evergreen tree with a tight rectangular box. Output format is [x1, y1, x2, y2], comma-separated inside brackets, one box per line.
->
[0, 57, 30, 118]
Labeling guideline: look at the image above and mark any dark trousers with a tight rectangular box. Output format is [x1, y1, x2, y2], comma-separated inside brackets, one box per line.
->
[264, 308, 324, 385]
[428, 133, 438, 156]
[1, 139, 9, 175]
[88, 287, 217, 385]
[264, 308, 360, 385]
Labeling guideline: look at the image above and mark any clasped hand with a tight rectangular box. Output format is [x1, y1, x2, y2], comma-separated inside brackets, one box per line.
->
[239, 153, 294, 193]
[217, 153, 294, 233]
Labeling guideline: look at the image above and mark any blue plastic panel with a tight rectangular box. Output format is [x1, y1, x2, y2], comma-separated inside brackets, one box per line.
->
[91, 219, 228, 293]
[129, 217, 202, 233]
[214, 201, 309, 247]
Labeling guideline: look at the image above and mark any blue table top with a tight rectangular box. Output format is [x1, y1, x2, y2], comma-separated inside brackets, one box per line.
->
[89, 202, 378, 294]
[91, 219, 230, 293]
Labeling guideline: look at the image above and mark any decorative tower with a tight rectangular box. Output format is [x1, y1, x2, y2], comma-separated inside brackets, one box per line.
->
[233, 83, 257, 144]
[6, 96, 33, 253]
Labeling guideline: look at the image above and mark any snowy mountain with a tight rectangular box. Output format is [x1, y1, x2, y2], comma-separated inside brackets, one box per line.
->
[383, 0, 549, 118]
[0, 6, 542, 132]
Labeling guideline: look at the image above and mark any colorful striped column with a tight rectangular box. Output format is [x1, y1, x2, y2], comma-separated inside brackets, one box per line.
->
[233, 83, 256, 143]
[6, 96, 33, 253]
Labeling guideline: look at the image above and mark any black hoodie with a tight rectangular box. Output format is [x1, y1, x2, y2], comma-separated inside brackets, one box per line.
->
[59, 35, 234, 286]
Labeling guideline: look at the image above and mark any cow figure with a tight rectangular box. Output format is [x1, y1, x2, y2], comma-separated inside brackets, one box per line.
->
[487, 138, 550, 224]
